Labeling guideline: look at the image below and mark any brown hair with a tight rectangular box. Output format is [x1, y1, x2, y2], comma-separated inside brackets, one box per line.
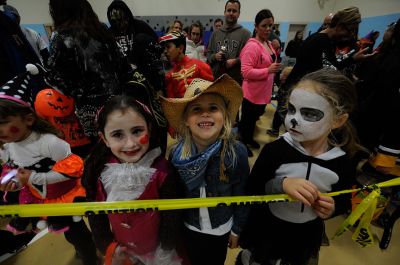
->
[297, 69, 361, 157]
[0, 100, 62, 138]
[189, 21, 204, 38]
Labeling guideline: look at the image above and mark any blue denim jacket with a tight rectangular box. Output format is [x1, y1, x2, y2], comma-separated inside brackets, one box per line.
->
[179, 141, 250, 235]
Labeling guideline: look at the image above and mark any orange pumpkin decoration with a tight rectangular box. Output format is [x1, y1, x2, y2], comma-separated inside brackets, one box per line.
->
[34, 88, 74, 118]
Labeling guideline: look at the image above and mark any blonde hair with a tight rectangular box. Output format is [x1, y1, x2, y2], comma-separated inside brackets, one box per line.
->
[330, 6, 361, 28]
[178, 93, 238, 181]
[169, 20, 183, 33]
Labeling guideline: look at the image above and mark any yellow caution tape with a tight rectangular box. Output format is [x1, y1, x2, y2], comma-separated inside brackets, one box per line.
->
[1, 177, 400, 247]
[333, 187, 380, 247]
[0, 194, 291, 218]
[352, 191, 378, 247]
[1, 178, 400, 218]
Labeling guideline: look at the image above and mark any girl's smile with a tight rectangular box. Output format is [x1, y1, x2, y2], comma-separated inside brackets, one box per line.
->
[185, 94, 225, 152]
[100, 109, 150, 163]
[198, 121, 215, 128]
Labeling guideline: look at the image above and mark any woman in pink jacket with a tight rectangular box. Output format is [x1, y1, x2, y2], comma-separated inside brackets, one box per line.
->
[238, 9, 281, 157]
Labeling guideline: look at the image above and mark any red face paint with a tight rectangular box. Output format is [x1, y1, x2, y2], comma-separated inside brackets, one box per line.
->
[139, 134, 149, 145]
[9, 126, 20, 134]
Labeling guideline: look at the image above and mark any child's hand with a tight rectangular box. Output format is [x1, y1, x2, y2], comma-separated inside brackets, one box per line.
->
[0, 180, 18, 191]
[312, 195, 335, 219]
[282, 178, 319, 206]
[17, 168, 32, 186]
[228, 233, 239, 249]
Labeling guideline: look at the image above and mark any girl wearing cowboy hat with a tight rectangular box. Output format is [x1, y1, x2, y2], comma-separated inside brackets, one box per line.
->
[161, 74, 250, 265]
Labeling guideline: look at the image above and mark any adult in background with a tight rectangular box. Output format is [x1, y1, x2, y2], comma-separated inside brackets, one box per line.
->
[107, 0, 157, 68]
[2, 5, 49, 66]
[186, 21, 207, 62]
[47, 0, 131, 140]
[285, 30, 304, 59]
[169, 19, 183, 33]
[267, 6, 373, 137]
[352, 19, 400, 251]
[238, 9, 281, 157]
[354, 19, 400, 161]
[125, 33, 169, 154]
[0, 3, 40, 84]
[213, 18, 223, 31]
[207, 0, 251, 84]
[286, 6, 372, 86]
[317, 13, 334, 32]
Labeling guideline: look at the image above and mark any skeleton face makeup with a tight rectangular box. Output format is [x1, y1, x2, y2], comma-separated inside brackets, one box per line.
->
[284, 87, 333, 142]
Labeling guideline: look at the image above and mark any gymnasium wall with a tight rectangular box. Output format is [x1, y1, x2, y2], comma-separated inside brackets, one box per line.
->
[8, 0, 400, 49]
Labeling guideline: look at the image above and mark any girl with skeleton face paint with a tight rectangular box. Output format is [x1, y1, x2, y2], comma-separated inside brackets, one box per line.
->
[240, 69, 362, 265]
[284, 82, 335, 146]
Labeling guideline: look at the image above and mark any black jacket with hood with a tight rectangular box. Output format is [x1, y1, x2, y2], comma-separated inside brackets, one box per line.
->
[107, 0, 157, 65]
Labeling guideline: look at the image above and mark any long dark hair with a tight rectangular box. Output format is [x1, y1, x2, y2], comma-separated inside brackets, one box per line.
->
[0, 100, 61, 137]
[49, 0, 114, 44]
[83, 95, 158, 200]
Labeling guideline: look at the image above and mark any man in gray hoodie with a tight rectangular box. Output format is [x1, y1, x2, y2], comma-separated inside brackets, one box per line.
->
[207, 0, 251, 85]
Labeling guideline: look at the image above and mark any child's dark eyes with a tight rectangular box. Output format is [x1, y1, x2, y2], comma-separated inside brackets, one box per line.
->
[209, 105, 220, 112]
[0, 119, 11, 125]
[189, 105, 220, 113]
[191, 106, 201, 113]
[131, 128, 145, 135]
[300, 108, 324, 122]
[110, 127, 145, 139]
[111, 132, 123, 139]
[287, 103, 324, 122]
[287, 103, 296, 114]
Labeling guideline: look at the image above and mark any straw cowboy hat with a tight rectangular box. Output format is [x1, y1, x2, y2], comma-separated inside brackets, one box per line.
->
[160, 74, 243, 132]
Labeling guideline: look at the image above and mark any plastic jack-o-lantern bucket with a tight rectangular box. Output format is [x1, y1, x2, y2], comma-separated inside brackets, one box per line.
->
[34, 88, 74, 118]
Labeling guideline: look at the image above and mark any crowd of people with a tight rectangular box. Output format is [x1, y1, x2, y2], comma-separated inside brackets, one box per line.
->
[0, 0, 399, 265]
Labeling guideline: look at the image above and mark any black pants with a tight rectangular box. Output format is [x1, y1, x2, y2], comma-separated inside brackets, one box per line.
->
[183, 226, 230, 265]
[239, 98, 266, 144]
[64, 219, 98, 265]
[254, 210, 322, 265]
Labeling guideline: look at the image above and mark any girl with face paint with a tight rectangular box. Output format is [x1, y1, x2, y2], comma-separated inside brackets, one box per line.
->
[239, 69, 361, 265]
[0, 98, 98, 263]
[83, 96, 183, 265]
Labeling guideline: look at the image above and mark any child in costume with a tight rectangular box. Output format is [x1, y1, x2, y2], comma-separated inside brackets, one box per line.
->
[0, 66, 97, 265]
[83, 96, 183, 265]
[159, 31, 214, 99]
[238, 69, 360, 265]
[161, 74, 250, 265]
